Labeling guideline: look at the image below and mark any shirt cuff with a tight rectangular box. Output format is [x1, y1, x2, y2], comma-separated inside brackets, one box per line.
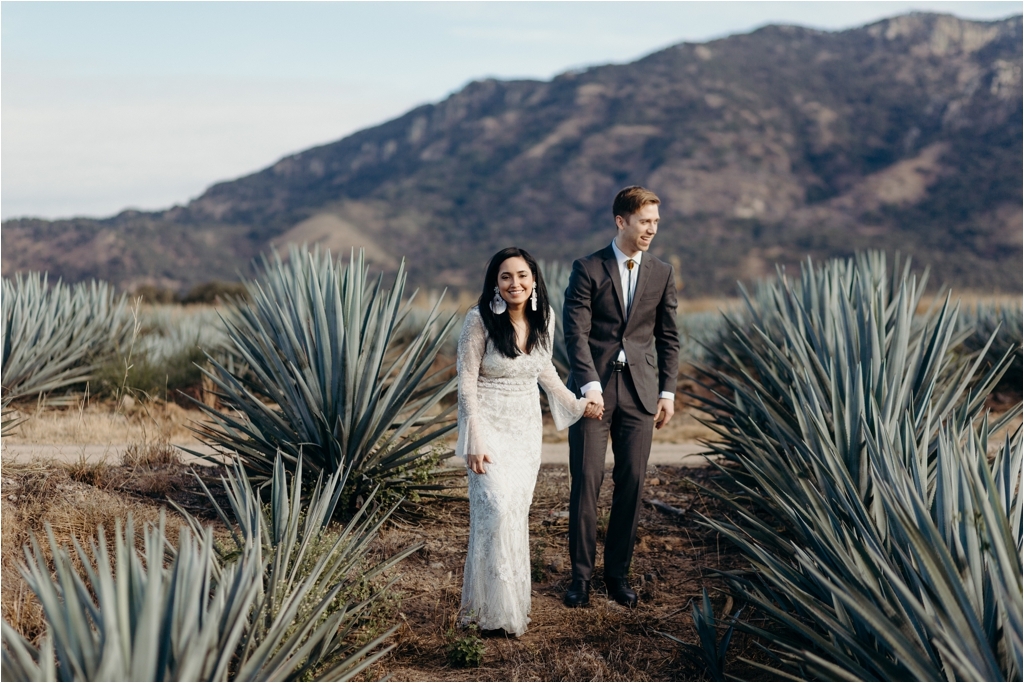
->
[580, 381, 603, 395]
[659, 391, 675, 400]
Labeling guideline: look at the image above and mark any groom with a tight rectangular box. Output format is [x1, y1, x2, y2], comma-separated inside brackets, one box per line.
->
[562, 185, 680, 608]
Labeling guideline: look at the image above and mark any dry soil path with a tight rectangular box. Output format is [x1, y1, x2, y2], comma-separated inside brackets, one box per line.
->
[1, 441, 714, 467]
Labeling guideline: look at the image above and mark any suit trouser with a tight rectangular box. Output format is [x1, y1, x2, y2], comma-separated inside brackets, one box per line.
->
[567, 365, 654, 581]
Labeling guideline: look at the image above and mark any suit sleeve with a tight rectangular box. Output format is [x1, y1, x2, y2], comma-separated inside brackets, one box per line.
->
[654, 265, 680, 396]
[563, 259, 601, 389]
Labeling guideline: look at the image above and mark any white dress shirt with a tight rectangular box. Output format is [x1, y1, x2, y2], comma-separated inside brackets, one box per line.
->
[580, 240, 674, 401]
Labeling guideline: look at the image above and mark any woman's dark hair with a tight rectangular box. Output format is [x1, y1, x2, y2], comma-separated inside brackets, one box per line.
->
[477, 247, 551, 359]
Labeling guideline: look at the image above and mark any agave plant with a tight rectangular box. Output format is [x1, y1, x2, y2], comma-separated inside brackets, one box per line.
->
[2, 453, 417, 681]
[172, 454, 419, 649]
[692, 252, 1022, 681]
[191, 246, 459, 503]
[676, 310, 728, 365]
[661, 588, 742, 680]
[1, 272, 132, 402]
[958, 301, 1022, 393]
[538, 260, 572, 378]
[392, 304, 463, 360]
[137, 304, 232, 367]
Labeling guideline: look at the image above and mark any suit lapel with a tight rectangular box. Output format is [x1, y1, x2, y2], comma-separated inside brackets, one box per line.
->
[602, 250, 626, 320]
[625, 257, 654, 331]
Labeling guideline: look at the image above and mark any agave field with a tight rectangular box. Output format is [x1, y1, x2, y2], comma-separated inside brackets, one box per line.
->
[2, 247, 1020, 681]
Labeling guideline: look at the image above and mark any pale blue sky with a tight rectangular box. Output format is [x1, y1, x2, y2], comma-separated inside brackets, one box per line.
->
[2, 1, 1019, 220]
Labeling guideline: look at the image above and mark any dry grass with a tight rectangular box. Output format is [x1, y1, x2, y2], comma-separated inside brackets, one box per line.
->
[0, 455, 213, 644]
[2, 398, 207, 446]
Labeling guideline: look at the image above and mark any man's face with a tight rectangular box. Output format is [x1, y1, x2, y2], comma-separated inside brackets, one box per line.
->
[615, 203, 660, 254]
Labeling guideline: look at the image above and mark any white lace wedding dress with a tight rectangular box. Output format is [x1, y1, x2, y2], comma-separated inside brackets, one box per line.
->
[456, 306, 586, 636]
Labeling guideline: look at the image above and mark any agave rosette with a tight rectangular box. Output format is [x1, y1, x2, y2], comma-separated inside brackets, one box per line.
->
[191, 246, 459, 502]
[692, 252, 1022, 681]
[2, 272, 132, 403]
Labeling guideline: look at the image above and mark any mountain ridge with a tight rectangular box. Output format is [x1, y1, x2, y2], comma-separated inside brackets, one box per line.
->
[3, 12, 1021, 295]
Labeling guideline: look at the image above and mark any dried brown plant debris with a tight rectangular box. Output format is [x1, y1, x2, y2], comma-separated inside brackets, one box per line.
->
[2, 456, 769, 680]
[0, 455, 224, 645]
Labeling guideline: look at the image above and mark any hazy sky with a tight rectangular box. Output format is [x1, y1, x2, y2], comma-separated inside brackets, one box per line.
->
[2, 1, 1019, 220]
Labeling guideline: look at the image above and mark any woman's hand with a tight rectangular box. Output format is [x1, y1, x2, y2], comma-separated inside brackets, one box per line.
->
[467, 452, 493, 474]
[583, 397, 604, 420]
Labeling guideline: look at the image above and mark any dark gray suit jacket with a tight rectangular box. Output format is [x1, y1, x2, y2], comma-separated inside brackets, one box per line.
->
[563, 245, 680, 414]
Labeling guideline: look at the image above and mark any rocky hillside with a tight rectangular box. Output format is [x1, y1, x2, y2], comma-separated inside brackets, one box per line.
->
[3, 12, 1021, 295]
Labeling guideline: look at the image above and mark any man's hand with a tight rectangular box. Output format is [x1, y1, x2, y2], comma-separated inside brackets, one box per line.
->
[467, 453, 493, 474]
[583, 397, 603, 420]
[654, 397, 675, 429]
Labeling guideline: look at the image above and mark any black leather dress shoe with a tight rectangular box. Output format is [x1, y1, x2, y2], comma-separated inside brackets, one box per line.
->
[606, 577, 638, 608]
[564, 579, 591, 607]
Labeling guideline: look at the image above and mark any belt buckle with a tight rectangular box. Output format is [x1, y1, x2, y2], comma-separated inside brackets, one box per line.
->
[612, 361, 626, 372]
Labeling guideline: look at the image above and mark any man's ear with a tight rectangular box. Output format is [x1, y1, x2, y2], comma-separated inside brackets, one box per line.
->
[614, 214, 626, 231]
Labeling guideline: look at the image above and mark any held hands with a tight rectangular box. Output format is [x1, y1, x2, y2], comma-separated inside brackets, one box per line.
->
[654, 397, 675, 429]
[583, 390, 605, 420]
[467, 452, 493, 474]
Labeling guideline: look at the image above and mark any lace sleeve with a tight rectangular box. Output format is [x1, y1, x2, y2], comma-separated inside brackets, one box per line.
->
[456, 307, 488, 457]
[538, 309, 587, 431]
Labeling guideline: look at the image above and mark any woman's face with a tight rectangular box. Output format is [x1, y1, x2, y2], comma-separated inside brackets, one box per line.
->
[496, 256, 534, 308]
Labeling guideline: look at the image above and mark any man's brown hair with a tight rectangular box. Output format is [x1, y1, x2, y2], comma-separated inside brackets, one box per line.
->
[612, 186, 660, 219]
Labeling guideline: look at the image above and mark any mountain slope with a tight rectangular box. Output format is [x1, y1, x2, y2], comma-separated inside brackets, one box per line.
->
[3, 12, 1021, 294]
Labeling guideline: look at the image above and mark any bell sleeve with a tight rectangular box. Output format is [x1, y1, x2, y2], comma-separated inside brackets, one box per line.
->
[538, 310, 588, 431]
[456, 307, 489, 458]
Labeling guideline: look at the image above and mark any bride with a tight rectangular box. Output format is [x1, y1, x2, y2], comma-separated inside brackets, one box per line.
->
[457, 247, 602, 636]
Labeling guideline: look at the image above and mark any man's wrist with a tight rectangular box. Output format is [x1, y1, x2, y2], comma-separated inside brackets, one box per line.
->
[580, 381, 603, 396]
[659, 391, 674, 401]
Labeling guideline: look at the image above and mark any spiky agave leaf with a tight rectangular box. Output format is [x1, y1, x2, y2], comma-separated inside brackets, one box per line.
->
[958, 301, 1022, 393]
[1, 273, 132, 402]
[0, 393, 27, 436]
[691, 252, 1022, 681]
[189, 245, 458, 503]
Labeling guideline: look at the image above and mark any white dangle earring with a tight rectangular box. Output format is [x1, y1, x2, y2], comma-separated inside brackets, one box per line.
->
[490, 286, 507, 314]
[530, 286, 538, 311]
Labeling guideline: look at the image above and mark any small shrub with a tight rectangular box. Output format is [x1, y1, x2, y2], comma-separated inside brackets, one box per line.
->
[61, 459, 114, 489]
[180, 280, 248, 304]
[121, 440, 181, 468]
[531, 540, 548, 582]
[131, 284, 179, 304]
[445, 624, 485, 668]
[93, 346, 206, 400]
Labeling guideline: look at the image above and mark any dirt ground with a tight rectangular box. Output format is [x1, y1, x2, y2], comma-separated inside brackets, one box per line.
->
[1, 414, 761, 682]
[367, 463, 762, 681]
